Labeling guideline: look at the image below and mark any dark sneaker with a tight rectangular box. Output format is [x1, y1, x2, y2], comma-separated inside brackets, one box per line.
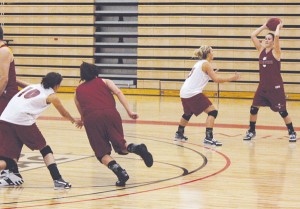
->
[54, 178, 71, 189]
[243, 131, 256, 141]
[174, 132, 188, 141]
[115, 169, 129, 187]
[289, 132, 297, 143]
[135, 144, 153, 167]
[204, 138, 222, 146]
[0, 171, 24, 186]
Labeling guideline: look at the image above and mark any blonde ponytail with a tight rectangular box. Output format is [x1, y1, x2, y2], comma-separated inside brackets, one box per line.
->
[193, 45, 212, 60]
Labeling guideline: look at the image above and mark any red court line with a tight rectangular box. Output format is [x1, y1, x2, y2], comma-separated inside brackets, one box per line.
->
[2, 144, 230, 209]
[38, 116, 300, 131]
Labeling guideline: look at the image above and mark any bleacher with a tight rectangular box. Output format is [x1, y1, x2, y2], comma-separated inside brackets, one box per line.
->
[1, 0, 299, 98]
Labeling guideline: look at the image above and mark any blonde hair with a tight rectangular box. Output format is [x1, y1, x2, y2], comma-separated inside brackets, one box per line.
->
[193, 45, 212, 60]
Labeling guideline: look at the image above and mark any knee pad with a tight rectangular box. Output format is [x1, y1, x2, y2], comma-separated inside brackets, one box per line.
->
[40, 145, 53, 157]
[279, 111, 288, 118]
[0, 156, 17, 170]
[182, 114, 192, 121]
[250, 106, 259, 115]
[208, 110, 218, 119]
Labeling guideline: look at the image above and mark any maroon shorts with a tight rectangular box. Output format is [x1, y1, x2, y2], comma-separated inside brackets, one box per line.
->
[83, 109, 127, 159]
[252, 85, 287, 112]
[0, 121, 46, 159]
[181, 93, 212, 116]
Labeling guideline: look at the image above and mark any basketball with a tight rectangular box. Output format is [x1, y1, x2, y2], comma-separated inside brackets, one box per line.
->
[266, 17, 281, 31]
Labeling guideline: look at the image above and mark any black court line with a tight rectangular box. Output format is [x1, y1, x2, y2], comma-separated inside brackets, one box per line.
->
[1, 134, 209, 206]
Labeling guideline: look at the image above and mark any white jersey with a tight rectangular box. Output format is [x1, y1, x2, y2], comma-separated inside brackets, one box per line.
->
[0, 84, 54, 125]
[180, 60, 210, 98]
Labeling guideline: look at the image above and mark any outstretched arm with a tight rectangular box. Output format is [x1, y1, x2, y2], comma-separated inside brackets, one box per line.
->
[273, 20, 283, 60]
[251, 22, 268, 52]
[203, 62, 240, 83]
[47, 93, 77, 124]
[104, 79, 138, 119]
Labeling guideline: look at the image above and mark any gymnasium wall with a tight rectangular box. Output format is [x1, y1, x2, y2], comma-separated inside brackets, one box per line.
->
[0, 0, 95, 90]
[1, 1, 299, 99]
[137, 0, 300, 99]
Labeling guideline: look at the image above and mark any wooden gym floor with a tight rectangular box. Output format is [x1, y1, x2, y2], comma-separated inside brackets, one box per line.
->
[0, 94, 300, 209]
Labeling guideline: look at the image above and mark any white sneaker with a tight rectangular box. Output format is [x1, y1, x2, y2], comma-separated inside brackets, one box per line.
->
[243, 131, 256, 141]
[54, 178, 72, 190]
[204, 138, 222, 146]
[0, 170, 9, 179]
[0, 171, 24, 186]
[289, 132, 297, 143]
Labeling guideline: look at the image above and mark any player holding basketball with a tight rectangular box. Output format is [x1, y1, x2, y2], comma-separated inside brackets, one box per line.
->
[0, 72, 80, 188]
[243, 20, 297, 142]
[174, 45, 240, 146]
[74, 62, 153, 186]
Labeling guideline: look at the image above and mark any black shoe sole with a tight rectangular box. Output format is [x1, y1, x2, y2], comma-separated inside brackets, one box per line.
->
[139, 144, 153, 167]
[116, 175, 129, 187]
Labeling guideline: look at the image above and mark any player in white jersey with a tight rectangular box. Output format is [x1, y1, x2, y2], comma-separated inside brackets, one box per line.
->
[0, 72, 80, 189]
[175, 45, 240, 146]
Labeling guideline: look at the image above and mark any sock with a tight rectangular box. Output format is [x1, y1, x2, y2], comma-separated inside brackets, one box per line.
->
[286, 122, 295, 134]
[3, 158, 20, 174]
[206, 128, 213, 139]
[249, 121, 256, 132]
[177, 125, 185, 134]
[47, 163, 62, 180]
[10, 166, 20, 174]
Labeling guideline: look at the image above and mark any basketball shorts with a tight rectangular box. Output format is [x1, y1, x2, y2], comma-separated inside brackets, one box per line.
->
[83, 108, 127, 159]
[252, 85, 287, 112]
[181, 93, 212, 116]
[0, 121, 47, 159]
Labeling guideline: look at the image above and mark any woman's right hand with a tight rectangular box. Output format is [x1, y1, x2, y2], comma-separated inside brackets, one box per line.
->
[232, 72, 241, 81]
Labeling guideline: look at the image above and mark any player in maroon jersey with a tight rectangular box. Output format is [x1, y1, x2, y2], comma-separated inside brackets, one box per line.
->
[243, 20, 297, 142]
[74, 62, 153, 187]
[0, 26, 29, 180]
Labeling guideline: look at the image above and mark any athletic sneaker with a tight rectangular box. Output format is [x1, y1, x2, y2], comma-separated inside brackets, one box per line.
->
[243, 130, 256, 140]
[204, 138, 222, 146]
[174, 132, 188, 141]
[115, 169, 129, 187]
[135, 144, 153, 167]
[0, 171, 24, 186]
[0, 170, 9, 179]
[54, 178, 71, 189]
[289, 132, 297, 143]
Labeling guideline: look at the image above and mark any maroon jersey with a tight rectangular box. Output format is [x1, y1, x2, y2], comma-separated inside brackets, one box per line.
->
[258, 49, 283, 90]
[0, 44, 18, 98]
[76, 78, 116, 117]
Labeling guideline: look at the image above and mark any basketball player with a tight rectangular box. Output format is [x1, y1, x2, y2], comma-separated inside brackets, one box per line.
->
[0, 26, 29, 179]
[0, 26, 28, 114]
[243, 20, 297, 142]
[74, 62, 153, 186]
[175, 45, 240, 146]
[0, 72, 80, 188]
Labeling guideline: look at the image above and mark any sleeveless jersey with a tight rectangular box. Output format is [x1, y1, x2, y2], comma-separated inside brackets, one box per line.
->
[0, 84, 54, 125]
[259, 49, 283, 90]
[180, 60, 210, 98]
[0, 44, 18, 98]
[76, 78, 116, 117]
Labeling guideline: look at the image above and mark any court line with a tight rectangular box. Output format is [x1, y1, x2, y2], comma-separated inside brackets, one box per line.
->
[2, 144, 230, 209]
[38, 116, 300, 131]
